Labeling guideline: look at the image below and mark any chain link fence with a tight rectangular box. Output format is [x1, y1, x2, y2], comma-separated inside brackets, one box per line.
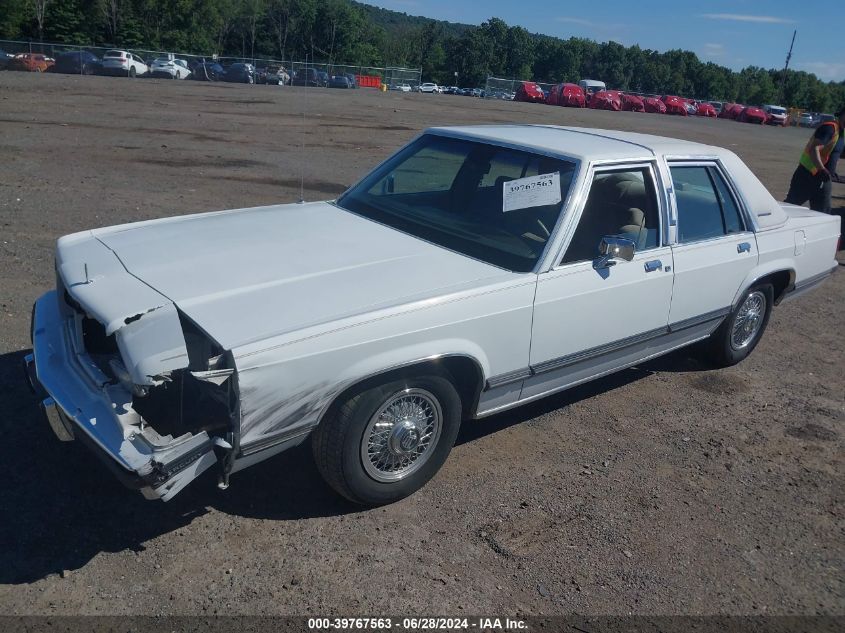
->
[0, 39, 419, 88]
[382, 67, 421, 91]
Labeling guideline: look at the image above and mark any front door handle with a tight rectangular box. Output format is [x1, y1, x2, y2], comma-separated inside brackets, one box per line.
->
[644, 259, 663, 272]
[737, 242, 752, 253]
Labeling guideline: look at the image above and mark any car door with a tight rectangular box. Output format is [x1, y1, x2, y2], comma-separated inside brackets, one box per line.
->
[523, 162, 674, 400]
[666, 161, 757, 329]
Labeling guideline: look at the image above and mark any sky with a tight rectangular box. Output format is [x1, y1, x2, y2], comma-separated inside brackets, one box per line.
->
[365, 0, 844, 82]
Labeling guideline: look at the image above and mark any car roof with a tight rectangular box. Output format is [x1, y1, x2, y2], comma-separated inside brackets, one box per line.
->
[426, 125, 721, 162]
[426, 124, 787, 230]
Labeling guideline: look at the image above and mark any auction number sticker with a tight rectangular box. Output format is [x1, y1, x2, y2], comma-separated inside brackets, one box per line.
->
[502, 172, 561, 212]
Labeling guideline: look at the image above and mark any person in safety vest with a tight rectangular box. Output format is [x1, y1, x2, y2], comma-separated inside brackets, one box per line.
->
[784, 107, 844, 212]
[828, 129, 844, 184]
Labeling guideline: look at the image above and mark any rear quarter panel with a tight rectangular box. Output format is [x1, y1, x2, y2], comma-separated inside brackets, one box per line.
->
[739, 210, 840, 304]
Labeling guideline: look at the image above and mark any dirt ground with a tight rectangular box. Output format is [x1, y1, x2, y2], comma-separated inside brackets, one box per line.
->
[0, 72, 842, 618]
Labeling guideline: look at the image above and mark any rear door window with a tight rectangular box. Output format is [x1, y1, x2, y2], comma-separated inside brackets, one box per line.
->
[670, 165, 745, 243]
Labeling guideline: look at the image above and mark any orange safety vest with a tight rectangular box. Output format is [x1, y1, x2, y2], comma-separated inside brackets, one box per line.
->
[799, 120, 841, 175]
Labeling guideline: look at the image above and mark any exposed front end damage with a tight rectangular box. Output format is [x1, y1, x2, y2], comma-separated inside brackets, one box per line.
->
[27, 234, 239, 501]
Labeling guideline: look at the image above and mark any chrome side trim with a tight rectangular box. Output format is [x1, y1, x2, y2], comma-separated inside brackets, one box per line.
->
[668, 307, 730, 333]
[485, 306, 730, 390]
[486, 367, 532, 389]
[477, 328, 713, 419]
[531, 327, 667, 375]
[779, 266, 837, 304]
[476, 306, 733, 418]
[238, 426, 313, 457]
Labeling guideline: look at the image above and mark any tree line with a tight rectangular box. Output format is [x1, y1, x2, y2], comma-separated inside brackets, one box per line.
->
[1, 0, 842, 111]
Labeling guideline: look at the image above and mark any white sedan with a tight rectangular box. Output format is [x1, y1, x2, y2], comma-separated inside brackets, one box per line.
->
[26, 126, 840, 503]
[149, 57, 191, 79]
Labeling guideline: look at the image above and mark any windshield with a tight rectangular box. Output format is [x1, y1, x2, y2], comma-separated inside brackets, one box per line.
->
[337, 134, 576, 272]
[769, 107, 786, 115]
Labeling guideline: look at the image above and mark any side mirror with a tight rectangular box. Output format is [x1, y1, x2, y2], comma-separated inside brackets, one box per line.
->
[594, 236, 636, 269]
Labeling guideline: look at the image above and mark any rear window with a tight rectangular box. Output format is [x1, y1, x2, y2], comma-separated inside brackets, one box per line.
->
[104, 50, 123, 58]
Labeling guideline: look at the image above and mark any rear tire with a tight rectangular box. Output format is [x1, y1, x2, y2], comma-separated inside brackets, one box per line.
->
[312, 370, 462, 505]
[703, 283, 773, 367]
[128, 66, 136, 78]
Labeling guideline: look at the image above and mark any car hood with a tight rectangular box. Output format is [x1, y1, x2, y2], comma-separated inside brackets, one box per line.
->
[92, 201, 510, 351]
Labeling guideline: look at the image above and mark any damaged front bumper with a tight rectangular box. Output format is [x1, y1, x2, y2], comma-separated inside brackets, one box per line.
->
[27, 291, 219, 500]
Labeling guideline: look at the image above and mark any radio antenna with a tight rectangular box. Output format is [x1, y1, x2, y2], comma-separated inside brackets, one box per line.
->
[776, 30, 796, 105]
[298, 52, 307, 204]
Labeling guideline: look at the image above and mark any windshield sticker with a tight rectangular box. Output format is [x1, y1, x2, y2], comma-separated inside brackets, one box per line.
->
[502, 172, 561, 212]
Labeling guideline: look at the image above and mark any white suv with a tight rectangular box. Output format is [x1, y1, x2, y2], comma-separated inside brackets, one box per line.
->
[100, 50, 148, 77]
[418, 82, 439, 93]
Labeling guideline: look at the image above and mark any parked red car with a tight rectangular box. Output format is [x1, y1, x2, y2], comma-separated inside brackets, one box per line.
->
[643, 97, 667, 114]
[718, 103, 744, 120]
[549, 83, 586, 107]
[515, 81, 546, 103]
[661, 95, 688, 116]
[696, 103, 718, 117]
[621, 93, 645, 112]
[738, 106, 768, 124]
[8, 53, 54, 72]
[588, 90, 622, 111]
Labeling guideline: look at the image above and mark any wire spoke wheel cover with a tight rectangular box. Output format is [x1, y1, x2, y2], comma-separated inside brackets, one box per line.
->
[731, 290, 766, 350]
[361, 388, 443, 483]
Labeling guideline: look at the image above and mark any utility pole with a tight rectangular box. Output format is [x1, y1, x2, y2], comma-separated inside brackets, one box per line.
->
[777, 29, 796, 105]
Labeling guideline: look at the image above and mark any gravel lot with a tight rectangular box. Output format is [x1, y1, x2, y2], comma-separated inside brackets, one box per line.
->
[0, 72, 842, 618]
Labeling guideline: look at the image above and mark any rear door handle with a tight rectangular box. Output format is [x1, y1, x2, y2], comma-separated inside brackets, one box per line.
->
[737, 242, 751, 253]
[644, 259, 663, 272]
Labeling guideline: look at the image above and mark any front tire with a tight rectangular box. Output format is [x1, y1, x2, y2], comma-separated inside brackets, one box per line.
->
[704, 283, 773, 367]
[312, 370, 462, 505]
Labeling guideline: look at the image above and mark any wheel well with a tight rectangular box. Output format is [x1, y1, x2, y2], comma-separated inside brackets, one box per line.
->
[319, 356, 485, 425]
[758, 270, 794, 305]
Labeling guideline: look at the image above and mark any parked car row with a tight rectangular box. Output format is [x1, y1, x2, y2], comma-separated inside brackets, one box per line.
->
[717, 102, 784, 125]
[796, 111, 837, 128]
[1, 47, 375, 91]
[506, 80, 800, 127]
[0, 48, 309, 86]
[412, 85, 489, 97]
